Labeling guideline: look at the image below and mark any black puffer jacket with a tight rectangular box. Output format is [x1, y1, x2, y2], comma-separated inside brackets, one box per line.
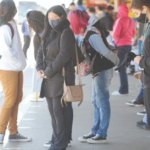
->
[36, 19, 75, 98]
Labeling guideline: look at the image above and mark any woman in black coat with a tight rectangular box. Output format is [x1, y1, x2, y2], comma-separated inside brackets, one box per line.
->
[36, 5, 75, 150]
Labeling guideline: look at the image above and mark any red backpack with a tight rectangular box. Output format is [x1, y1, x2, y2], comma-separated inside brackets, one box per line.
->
[6, 23, 14, 39]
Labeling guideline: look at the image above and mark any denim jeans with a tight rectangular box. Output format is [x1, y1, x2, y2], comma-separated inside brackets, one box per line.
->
[91, 69, 113, 138]
[136, 85, 143, 100]
[143, 114, 148, 124]
[117, 46, 132, 94]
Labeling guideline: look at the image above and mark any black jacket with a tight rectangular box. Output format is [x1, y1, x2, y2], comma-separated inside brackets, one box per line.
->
[139, 23, 150, 89]
[100, 12, 114, 31]
[84, 31, 115, 77]
[36, 19, 75, 98]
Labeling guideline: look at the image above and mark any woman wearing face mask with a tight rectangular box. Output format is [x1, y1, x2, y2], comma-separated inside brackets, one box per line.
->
[36, 5, 75, 150]
[131, 0, 150, 129]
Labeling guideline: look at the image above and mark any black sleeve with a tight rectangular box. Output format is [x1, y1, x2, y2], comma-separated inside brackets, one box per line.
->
[44, 29, 75, 78]
[139, 56, 150, 69]
[36, 42, 44, 71]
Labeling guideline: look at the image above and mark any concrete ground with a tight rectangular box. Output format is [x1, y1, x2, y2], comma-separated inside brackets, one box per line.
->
[0, 69, 149, 150]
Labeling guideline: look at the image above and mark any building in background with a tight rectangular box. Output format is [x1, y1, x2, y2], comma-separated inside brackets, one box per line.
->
[17, 0, 47, 24]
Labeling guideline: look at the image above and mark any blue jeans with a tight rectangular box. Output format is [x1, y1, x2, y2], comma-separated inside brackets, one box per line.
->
[117, 46, 132, 94]
[91, 69, 113, 138]
[136, 85, 143, 100]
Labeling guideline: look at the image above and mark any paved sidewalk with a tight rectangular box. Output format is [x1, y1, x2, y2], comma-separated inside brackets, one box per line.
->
[1, 71, 150, 150]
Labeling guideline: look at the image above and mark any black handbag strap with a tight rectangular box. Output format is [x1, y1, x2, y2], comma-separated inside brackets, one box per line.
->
[116, 18, 132, 44]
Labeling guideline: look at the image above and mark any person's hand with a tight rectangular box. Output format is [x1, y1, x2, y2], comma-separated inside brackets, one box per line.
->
[109, 31, 113, 36]
[37, 70, 44, 78]
[134, 56, 142, 65]
[113, 49, 118, 54]
[139, 36, 144, 41]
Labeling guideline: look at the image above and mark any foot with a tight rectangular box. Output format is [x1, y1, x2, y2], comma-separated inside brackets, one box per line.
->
[0, 134, 4, 144]
[78, 132, 95, 143]
[137, 111, 146, 116]
[133, 100, 144, 107]
[126, 100, 136, 106]
[44, 141, 53, 147]
[87, 134, 107, 144]
[112, 91, 128, 96]
[9, 133, 32, 142]
[136, 121, 149, 130]
[68, 142, 71, 147]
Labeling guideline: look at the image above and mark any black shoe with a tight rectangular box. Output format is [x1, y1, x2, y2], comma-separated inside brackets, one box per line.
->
[78, 132, 95, 143]
[133, 99, 144, 107]
[136, 121, 149, 130]
[87, 134, 107, 144]
[44, 141, 53, 147]
[137, 111, 146, 116]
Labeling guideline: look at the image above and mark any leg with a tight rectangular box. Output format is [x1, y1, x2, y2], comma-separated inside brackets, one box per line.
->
[46, 98, 57, 142]
[23, 36, 30, 58]
[50, 96, 67, 150]
[117, 46, 131, 94]
[8, 71, 23, 135]
[64, 102, 73, 142]
[91, 78, 100, 134]
[94, 69, 113, 138]
[136, 85, 144, 100]
[143, 88, 150, 126]
[0, 71, 18, 134]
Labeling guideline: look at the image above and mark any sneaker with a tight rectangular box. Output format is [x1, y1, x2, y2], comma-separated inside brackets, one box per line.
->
[87, 134, 107, 144]
[78, 132, 95, 143]
[0, 134, 4, 144]
[136, 121, 149, 130]
[9, 133, 32, 142]
[137, 111, 146, 116]
[134, 100, 144, 107]
[111, 91, 128, 96]
[44, 141, 53, 147]
[126, 100, 136, 106]
[68, 142, 71, 147]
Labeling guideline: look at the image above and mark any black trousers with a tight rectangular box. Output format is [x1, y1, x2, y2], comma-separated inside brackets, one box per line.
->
[23, 36, 30, 58]
[144, 88, 150, 127]
[46, 96, 67, 150]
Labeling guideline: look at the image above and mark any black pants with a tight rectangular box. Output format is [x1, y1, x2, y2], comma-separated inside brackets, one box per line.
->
[51, 102, 73, 143]
[23, 36, 30, 58]
[143, 88, 150, 127]
[46, 96, 67, 150]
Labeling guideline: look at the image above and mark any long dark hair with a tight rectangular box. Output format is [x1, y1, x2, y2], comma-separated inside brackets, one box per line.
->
[0, 0, 17, 26]
[131, 0, 150, 10]
[27, 10, 45, 34]
[42, 5, 67, 41]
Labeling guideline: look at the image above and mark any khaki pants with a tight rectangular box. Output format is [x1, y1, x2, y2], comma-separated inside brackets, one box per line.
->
[0, 70, 23, 134]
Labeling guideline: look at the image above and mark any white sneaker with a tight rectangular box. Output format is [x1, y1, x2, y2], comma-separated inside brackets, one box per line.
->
[111, 91, 121, 96]
[112, 91, 128, 96]
[126, 99, 136, 106]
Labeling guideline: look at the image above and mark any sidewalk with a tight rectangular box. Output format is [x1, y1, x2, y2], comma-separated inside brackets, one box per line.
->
[1, 71, 150, 150]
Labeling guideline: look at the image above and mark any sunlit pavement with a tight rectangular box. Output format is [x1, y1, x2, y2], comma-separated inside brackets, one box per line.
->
[0, 26, 150, 150]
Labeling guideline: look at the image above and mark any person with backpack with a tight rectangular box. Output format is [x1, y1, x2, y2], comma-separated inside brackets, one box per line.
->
[68, 9, 119, 144]
[0, 0, 31, 144]
[112, 4, 135, 96]
[36, 5, 76, 150]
